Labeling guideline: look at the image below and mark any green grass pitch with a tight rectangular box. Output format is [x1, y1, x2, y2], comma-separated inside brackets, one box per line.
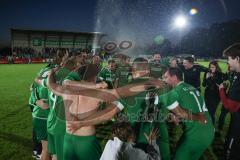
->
[0, 61, 229, 160]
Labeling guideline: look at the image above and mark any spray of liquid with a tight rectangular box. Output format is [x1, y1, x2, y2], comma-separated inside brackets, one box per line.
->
[92, 0, 162, 56]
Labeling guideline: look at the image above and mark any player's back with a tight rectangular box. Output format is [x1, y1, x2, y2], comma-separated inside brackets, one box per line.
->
[174, 82, 214, 141]
[115, 63, 132, 87]
[62, 70, 102, 136]
[68, 95, 100, 115]
[66, 93, 101, 136]
[175, 82, 206, 113]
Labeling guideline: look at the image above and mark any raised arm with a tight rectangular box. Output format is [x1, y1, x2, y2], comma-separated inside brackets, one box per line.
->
[48, 70, 119, 101]
[63, 80, 108, 89]
[49, 69, 166, 102]
[112, 78, 167, 99]
[67, 101, 124, 133]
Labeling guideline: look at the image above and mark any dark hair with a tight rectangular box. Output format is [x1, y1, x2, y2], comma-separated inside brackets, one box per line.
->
[64, 57, 77, 71]
[171, 57, 177, 62]
[108, 59, 116, 64]
[184, 57, 194, 64]
[53, 48, 68, 65]
[57, 48, 68, 58]
[133, 57, 148, 63]
[132, 57, 149, 71]
[209, 60, 222, 72]
[167, 67, 183, 81]
[77, 64, 99, 82]
[153, 52, 161, 56]
[223, 42, 240, 59]
[113, 53, 130, 61]
[112, 122, 134, 142]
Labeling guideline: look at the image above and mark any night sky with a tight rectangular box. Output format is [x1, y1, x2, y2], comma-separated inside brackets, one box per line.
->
[0, 0, 240, 45]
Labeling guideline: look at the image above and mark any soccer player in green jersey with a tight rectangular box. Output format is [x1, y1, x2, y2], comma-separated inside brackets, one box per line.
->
[66, 58, 206, 160]
[117, 57, 202, 160]
[98, 59, 117, 89]
[149, 53, 169, 79]
[29, 74, 51, 160]
[114, 53, 132, 87]
[159, 67, 214, 160]
[50, 64, 116, 160]
[117, 57, 172, 160]
[48, 62, 167, 160]
[46, 57, 77, 160]
[29, 51, 67, 159]
[36, 57, 77, 160]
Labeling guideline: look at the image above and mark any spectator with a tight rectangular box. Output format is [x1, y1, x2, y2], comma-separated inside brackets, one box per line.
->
[202, 60, 227, 124]
[219, 43, 240, 160]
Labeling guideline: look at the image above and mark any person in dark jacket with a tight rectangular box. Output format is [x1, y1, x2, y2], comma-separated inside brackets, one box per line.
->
[219, 43, 240, 160]
[179, 56, 209, 92]
[202, 60, 227, 124]
[218, 66, 234, 132]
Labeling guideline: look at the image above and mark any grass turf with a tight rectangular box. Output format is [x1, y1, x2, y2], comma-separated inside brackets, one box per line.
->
[0, 64, 46, 160]
[0, 62, 229, 160]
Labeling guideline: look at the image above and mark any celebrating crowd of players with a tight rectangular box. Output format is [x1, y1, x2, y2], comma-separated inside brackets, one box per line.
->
[29, 43, 240, 160]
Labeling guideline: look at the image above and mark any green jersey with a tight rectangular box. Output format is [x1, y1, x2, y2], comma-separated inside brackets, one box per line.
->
[98, 67, 116, 89]
[159, 82, 214, 138]
[29, 88, 49, 119]
[47, 67, 72, 134]
[120, 78, 170, 141]
[149, 61, 168, 79]
[30, 63, 56, 98]
[160, 57, 170, 67]
[29, 66, 53, 119]
[118, 77, 171, 160]
[64, 71, 81, 81]
[32, 85, 49, 118]
[115, 64, 132, 87]
[37, 63, 58, 78]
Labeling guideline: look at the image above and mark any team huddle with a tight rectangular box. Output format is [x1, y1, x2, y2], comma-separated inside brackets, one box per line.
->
[29, 43, 240, 160]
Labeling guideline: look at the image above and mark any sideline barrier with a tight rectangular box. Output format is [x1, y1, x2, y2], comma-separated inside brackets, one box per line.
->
[0, 58, 49, 64]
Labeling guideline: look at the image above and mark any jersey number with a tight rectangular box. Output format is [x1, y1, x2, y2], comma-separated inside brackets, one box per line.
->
[189, 91, 208, 112]
[50, 92, 58, 109]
